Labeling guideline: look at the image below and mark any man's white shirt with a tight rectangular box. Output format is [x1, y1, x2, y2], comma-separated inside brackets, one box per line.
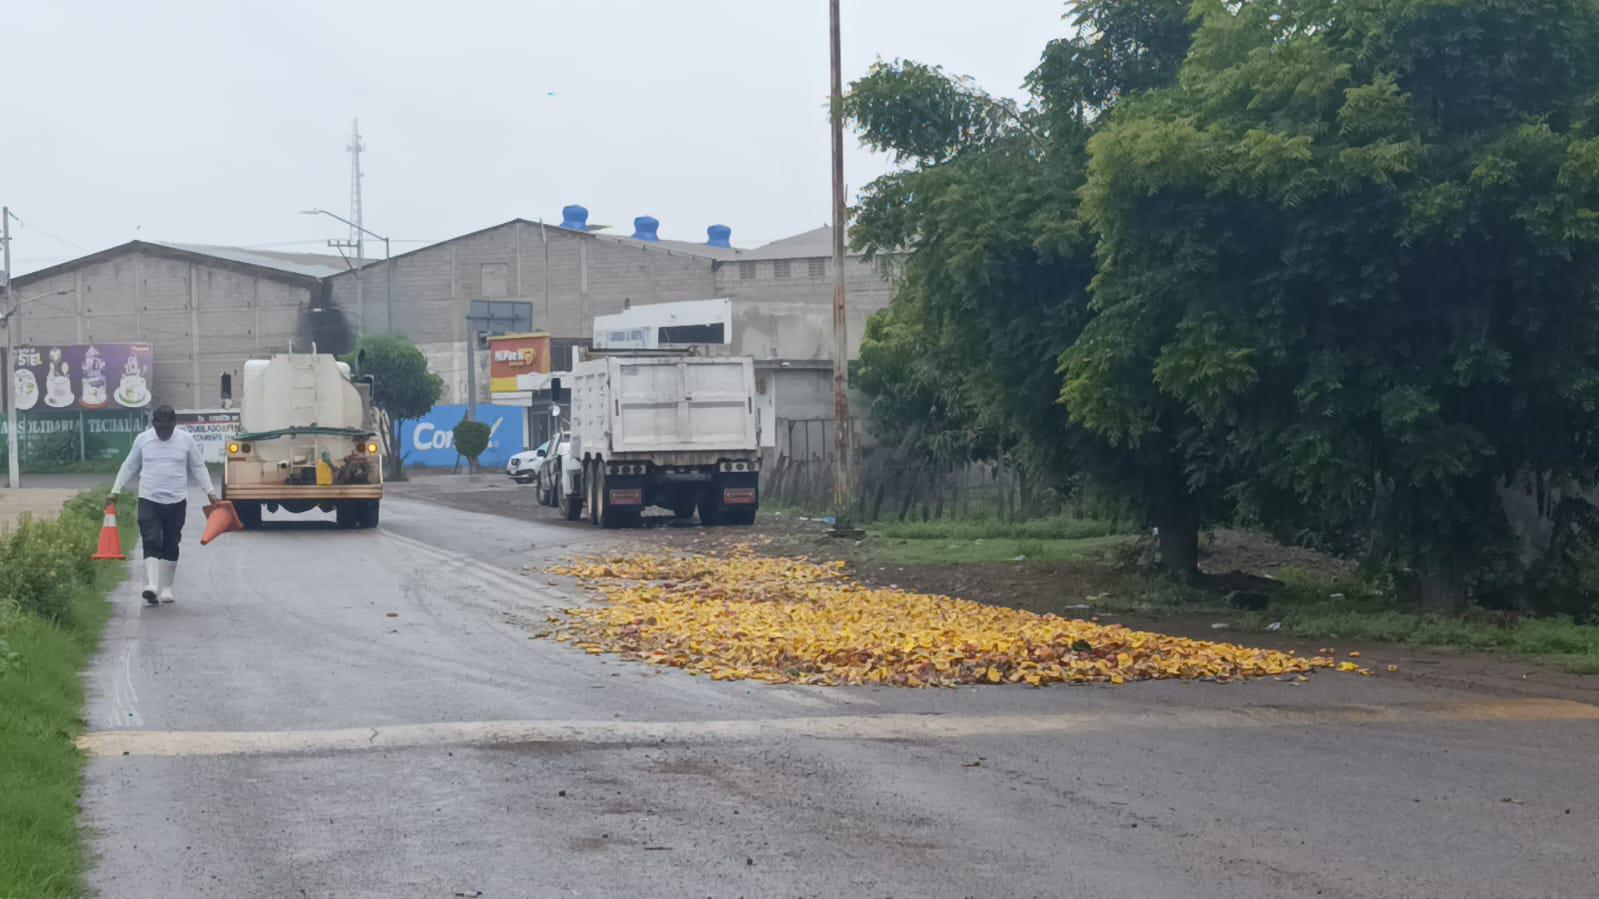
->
[111, 428, 217, 504]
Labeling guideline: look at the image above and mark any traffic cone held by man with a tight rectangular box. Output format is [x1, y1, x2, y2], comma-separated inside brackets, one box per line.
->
[201, 501, 244, 545]
[91, 498, 126, 561]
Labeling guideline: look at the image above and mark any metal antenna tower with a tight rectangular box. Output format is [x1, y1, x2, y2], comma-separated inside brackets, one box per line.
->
[325, 118, 367, 337]
[346, 117, 365, 255]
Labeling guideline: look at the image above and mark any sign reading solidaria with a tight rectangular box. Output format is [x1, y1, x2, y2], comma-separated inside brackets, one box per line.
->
[176, 409, 241, 464]
[10, 343, 154, 412]
[487, 333, 551, 393]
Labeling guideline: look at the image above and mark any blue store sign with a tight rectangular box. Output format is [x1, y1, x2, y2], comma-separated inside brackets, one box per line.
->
[400, 404, 526, 468]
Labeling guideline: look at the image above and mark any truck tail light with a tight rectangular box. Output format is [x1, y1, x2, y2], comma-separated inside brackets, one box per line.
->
[228, 442, 241, 455]
[367, 442, 379, 454]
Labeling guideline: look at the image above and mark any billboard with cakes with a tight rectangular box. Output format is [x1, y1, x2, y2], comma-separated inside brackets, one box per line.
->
[9, 343, 154, 412]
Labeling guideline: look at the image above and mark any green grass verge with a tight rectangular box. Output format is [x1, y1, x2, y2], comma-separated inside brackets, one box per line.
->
[871, 515, 1128, 541]
[863, 516, 1132, 564]
[1091, 567, 1599, 672]
[0, 505, 130, 899]
[870, 534, 1132, 565]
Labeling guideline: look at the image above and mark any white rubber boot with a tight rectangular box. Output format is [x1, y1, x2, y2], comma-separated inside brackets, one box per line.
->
[158, 560, 178, 604]
[142, 558, 160, 605]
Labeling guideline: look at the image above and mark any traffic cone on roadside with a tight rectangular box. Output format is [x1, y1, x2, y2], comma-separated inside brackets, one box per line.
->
[200, 501, 244, 545]
[91, 499, 126, 561]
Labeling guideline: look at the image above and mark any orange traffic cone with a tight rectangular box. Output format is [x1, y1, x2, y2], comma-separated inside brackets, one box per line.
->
[200, 500, 244, 545]
[91, 499, 126, 561]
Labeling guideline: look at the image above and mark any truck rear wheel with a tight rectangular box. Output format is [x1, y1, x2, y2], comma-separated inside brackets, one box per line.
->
[697, 492, 722, 527]
[586, 461, 600, 526]
[560, 463, 585, 521]
[360, 500, 381, 529]
[336, 503, 359, 529]
[235, 500, 263, 530]
[593, 464, 638, 529]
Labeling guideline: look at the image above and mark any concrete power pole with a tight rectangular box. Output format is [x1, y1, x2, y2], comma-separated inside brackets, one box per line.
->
[829, 0, 854, 519]
[3, 206, 15, 488]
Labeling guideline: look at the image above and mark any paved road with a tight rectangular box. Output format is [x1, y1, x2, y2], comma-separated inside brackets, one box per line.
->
[80, 492, 1599, 898]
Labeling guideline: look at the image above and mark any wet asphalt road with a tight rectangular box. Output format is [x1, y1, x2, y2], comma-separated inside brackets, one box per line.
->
[79, 490, 1599, 898]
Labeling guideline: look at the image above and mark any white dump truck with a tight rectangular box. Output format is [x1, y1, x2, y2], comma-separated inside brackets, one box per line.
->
[553, 351, 761, 527]
[221, 352, 383, 529]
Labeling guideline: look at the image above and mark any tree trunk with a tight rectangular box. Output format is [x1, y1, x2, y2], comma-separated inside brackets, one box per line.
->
[1155, 504, 1201, 580]
[1418, 557, 1466, 613]
[385, 419, 407, 481]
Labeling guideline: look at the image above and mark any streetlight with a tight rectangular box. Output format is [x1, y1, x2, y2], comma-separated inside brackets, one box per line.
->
[301, 208, 393, 336]
[3, 288, 71, 488]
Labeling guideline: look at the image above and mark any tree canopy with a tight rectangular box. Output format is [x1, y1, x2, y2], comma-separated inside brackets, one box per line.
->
[347, 334, 444, 478]
[1070, 0, 1599, 604]
[848, 0, 1599, 603]
[352, 334, 443, 426]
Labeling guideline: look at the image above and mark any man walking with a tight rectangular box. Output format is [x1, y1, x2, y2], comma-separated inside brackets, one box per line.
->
[110, 405, 220, 606]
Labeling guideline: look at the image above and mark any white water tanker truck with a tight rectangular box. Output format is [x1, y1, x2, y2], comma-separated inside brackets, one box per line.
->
[220, 352, 383, 529]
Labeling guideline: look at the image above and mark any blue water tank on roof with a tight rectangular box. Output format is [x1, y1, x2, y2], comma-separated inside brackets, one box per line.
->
[706, 224, 732, 248]
[560, 205, 588, 231]
[632, 216, 660, 241]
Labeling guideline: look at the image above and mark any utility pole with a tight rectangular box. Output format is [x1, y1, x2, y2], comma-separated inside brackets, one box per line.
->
[829, 0, 854, 521]
[3, 206, 15, 488]
[303, 208, 390, 334]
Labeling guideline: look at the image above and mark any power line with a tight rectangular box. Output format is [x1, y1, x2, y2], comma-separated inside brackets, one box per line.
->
[9, 214, 87, 251]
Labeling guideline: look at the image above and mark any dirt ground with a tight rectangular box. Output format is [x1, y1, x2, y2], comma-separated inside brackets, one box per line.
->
[392, 473, 1599, 704]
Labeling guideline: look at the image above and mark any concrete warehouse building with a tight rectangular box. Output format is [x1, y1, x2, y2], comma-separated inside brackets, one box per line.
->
[324, 205, 897, 456]
[5, 208, 898, 465]
[6, 241, 348, 409]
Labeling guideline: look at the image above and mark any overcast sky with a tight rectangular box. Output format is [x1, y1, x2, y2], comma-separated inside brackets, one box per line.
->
[3, 1, 1068, 274]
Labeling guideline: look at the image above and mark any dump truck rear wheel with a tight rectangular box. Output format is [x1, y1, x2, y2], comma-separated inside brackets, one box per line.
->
[235, 500, 263, 530]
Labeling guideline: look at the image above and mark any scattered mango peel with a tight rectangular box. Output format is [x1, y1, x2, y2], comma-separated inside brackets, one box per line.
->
[545, 549, 1359, 687]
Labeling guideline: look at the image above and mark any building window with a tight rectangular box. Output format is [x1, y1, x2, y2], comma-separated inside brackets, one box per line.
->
[808, 257, 826, 278]
[773, 260, 791, 279]
[739, 261, 757, 280]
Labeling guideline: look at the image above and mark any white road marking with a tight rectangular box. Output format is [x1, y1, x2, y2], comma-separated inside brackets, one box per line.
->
[380, 528, 570, 604]
[109, 642, 143, 728]
[80, 698, 1599, 759]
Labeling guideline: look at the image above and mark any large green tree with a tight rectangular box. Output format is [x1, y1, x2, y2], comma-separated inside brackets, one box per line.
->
[347, 335, 444, 479]
[847, 0, 1206, 572]
[1070, 0, 1599, 605]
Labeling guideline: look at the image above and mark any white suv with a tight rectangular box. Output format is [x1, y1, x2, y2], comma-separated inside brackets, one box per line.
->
[505, 440, 551, 484]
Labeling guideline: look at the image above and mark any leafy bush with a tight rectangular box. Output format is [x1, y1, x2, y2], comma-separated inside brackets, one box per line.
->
[0, 496, 102, 623]
[453, 420, 491, 464]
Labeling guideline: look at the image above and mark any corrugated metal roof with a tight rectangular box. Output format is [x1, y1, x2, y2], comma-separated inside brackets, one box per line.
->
[586, 231, 744, 260]
[737, 225, 855, 261]
[152, 243, 353, 278]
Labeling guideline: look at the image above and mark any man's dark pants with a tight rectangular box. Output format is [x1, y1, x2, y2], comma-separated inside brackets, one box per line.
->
[137, 498, 187, 561]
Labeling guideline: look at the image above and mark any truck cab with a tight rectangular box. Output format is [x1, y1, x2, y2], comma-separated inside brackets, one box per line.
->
[221, 352, 383, 529]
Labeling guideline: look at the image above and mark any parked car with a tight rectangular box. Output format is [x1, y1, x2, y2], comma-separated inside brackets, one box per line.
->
[536, 435, 571, 506]
[505, 440, 552, 484]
